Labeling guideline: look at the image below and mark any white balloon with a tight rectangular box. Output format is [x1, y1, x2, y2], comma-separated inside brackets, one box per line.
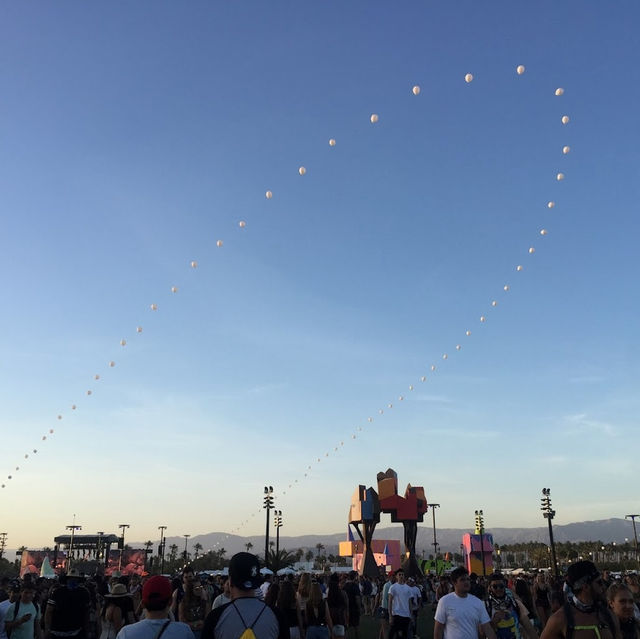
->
[216, 240, 224, 247]
[265, 190, 273, 199]
[465, 73, 473, 83]
[555, 87, 564, 96]
[329, 139, 336, 146]
[57, 415, 62, 420]
[370, 114, 379, 123]
[87, 390, 92, 395]
[388, 403, 393, 408]
[239, 220, 246, 228]
[480, 316, 486, 322]
[379, 409, 384, 414]
[150, 303, 158, 310]
[492, 300, 498, 307]
[431, 365, 436, 371]
[466, 330, 471, 336]
[409, 385, 414, 391]
[368, 417, 373, 422]
[517, 265, 523, 271]
[456, 344, 461, 350]
[563, 146, 570, 154]
[94, 374, 100, 380]
[442, 354, 448, 360]
[171, 286, 178, 293]
[120, 339, 126, 346]
[399, 396, 404, 401]
[562, 115, 570, 124]
[136, 326, 143, 333]
[529, 247, 536, 254]
[557, 173, 565, 181]
[298, 166, 306, 175]
[420, 376, 426, 382]
[71, 404, 76, 410]
[504, 285, 510, 291]
[109, 361, 115, 367]
[516, 65, 525, 75]
[540, 229, 548, 235]
[547, 201, 555, 209]
[190, 260, 198, 268]
[49, 428, 54, 434]
[412, 85, 421, 95]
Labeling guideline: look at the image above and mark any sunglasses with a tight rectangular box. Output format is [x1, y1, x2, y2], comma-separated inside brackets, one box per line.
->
[491, 584, 506, 589]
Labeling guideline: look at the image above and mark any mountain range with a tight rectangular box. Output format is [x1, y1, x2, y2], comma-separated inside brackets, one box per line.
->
[133, 518, 637, 557]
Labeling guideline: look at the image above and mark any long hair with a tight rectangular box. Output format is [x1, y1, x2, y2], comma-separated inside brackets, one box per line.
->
[298, 573, 311, 599]
[277, 580, 297, 610]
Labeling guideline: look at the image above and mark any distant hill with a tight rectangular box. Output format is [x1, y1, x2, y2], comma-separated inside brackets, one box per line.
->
[130, 517, 636, 557]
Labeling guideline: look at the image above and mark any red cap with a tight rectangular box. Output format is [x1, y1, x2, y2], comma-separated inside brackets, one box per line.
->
[142, 576, 172, 606]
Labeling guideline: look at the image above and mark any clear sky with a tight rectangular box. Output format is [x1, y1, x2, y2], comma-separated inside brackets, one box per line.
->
[1, 1, 639, 550]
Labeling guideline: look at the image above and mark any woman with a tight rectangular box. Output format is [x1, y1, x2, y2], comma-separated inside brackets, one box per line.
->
[515, 578, 540, 631]
[98, 584, 129, 639]
[326, 574, 348, 639]
[533, 573, 551, 629]
[306, 582, 332, 639]
[179, 579, 209, 639]
[608, 583, 640, 639]
[277, 580, 304, 639]
[297, 573, 312, 631]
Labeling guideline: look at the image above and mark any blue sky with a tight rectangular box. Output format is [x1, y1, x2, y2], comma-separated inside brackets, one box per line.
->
[1, 1, 639, 549]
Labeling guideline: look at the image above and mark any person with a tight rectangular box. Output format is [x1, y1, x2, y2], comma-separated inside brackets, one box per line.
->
[607, 583, 640, 639]
[342, 573, 361, 639]
[387, 570, 414, 639]
[296, 575, 312, 632]
[484, 573, 538, 639]
[407, 577, 421, 639]
[305, 582, 333, 639]
[45, 570, 91, 639]
[211, 581, 231, 611]
[179, 578, 209, 639]
[201, 552, 285, 639]
[5, 583, 42, 639]
[326, 575, 348, 639]
[540, 560, 618, 639]
[534, 574, 552, 629]
[275, 581, 303, 639]
[172, 568, 196, 623]
[115, 576, 192, 639]
[1, 583, 21, 639]
[98, 584, 129, 639]
[434, 567, 497, 639]
[377, 572, 395, 639]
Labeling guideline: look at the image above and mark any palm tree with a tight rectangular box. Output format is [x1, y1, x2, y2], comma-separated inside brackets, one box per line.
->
[268, 549, 297, 572]
[169, 544, 178, 563]
[194, 543, 203, 561]
[305, 550, 314, 563]
[245, 542, 254, 553]
[315, 543, 325, 557]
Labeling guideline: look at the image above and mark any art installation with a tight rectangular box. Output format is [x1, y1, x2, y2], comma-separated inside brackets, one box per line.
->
[346, 468, 427, 577]
[377, 468, 428, 577]
[348, 484, 380, 577]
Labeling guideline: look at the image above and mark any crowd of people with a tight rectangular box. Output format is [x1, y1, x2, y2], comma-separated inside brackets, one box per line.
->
[1, 554, 639, 639]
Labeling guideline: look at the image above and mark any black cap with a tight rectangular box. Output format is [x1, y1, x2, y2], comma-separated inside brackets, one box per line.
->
[229, 552, 261, 590]
[566, 560, 600, 590]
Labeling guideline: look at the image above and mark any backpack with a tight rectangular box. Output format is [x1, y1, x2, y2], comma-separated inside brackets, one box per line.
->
[233, 601, 267, 639]
[563, 601, 615, 639]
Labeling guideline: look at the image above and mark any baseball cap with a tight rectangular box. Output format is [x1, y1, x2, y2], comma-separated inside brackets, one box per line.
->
[566, 560, 600, 590]
[142, 576, 172, 606]
[229, 552, 261, 590]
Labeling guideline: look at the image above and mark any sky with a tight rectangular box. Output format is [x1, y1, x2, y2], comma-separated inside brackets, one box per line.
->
[1, 1, 639, 551]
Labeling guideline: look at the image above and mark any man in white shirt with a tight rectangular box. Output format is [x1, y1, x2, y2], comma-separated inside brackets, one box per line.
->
[388, 569, 415, 639]
[434, 567, 496, 639]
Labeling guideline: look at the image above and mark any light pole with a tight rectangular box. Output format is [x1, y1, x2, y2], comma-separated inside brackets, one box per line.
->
[625, 515, 640, 568]
[541, 489, 559, 580]
[158, 526, 167, 574]
[274, 510, 283, 567]
[66, 518, 82, 570]
[263, 486, 274, 568]
[474, 510, 486, 578]
[96, 531, 104, 561]
[118, 524, 130, 571]
[430, 503, 441, 574]
[183, 535, 191, 563]
[0, 533, 7, 560]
